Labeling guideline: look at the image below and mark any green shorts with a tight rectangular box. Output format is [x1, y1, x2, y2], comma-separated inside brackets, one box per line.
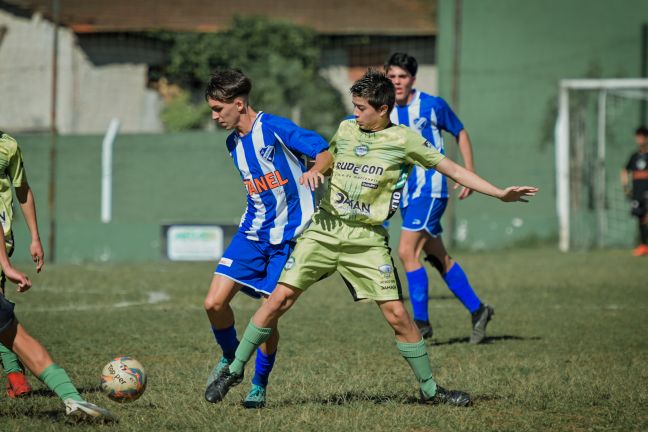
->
[279, 211, 402, 301]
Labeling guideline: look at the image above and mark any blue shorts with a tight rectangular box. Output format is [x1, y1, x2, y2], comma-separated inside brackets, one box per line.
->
[401, 197, 448, 236]
[214, 233, 295, 299]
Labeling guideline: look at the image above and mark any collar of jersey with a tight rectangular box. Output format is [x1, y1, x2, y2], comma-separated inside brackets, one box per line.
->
[236, 111, 264, 139]
[397, 89, 420, 109]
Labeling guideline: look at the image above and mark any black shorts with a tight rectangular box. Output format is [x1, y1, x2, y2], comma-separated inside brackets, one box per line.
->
[630, 195, 648, 218]
[0, 293, 16, 335]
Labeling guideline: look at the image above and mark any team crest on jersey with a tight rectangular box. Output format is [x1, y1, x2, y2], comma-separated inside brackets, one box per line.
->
[638, 159, 647, 170]
[423, 140, 434, 149]
[354, 144, 369, 157]
[378, 264, 392, 275]
[413, 117, 429, 130]
[259, 145, 275, 162]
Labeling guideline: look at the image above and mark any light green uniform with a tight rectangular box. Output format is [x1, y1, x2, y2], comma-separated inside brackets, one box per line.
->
[279, 120, 445, 301]
[0, 132, 26, 251]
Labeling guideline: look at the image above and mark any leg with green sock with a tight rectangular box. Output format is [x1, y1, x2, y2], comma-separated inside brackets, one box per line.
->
[378, 300, 471, 407]
[0, 321, 116, 422]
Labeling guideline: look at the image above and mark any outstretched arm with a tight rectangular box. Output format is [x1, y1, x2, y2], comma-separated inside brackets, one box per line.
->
[299, 150, 333, 191]
[15, 183, 43, 272]
[455, 130, 476, 200]
[434, 158, 538, 202]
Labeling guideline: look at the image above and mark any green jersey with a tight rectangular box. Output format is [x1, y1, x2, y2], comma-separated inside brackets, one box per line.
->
[0, 132, 27, 244]
[321, 119, 445, 225]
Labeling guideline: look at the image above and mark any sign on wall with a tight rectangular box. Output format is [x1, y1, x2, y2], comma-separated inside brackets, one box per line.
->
[163, 225, 224, 261]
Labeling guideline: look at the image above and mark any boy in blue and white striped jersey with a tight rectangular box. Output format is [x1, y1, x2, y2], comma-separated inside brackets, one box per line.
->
[385, 53, 494, 344]
[202, 69, 331, 408]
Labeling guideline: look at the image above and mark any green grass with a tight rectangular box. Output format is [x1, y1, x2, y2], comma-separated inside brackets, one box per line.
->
[1, 248, 647, 431]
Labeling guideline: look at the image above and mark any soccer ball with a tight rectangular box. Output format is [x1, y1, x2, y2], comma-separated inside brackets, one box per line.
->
[100, 356, 147, 402]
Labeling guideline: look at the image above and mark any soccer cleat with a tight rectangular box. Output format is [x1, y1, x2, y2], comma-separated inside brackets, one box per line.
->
[242, 384, 266, 409]
[632, 244, 648, 257]
[414, 319, 434, 339]
[64, 399, 117, 423]
[204, 365, 243, 403]
[206, 357, 231, 387]
[470, 304, 494, 344]
[420, 385, 471, 407]
[6, 371, 32, 398]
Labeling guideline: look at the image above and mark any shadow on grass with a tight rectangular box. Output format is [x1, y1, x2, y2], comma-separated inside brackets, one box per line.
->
[278, 390, 421, 407]
[24, 385, 103, 398]
[401, 295, 455, 301]
[432, 335, 542, 346]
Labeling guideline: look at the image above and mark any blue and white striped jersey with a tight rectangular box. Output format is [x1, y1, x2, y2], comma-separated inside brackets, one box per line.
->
[226, 112, 329, 244]
[390, 90, 464, 204]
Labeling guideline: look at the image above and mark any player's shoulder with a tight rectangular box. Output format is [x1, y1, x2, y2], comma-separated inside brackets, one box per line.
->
[335, 119, 358, 136]
[417, 91, 450, 109]
[258, 112, 297, 132]
[0, 131, 19, 155]
[225, 131, 239, 153]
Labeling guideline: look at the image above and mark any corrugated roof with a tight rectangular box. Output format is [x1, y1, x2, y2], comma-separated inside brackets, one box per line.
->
[3, 0, 436, 35]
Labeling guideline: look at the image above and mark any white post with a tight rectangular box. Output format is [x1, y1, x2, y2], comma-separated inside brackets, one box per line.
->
[596, 91, 607, 248]
[556, 84, 571, 252]
[101, 118, 120, 223]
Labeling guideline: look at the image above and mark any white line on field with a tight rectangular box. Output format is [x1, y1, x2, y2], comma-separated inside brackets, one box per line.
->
[19, 291, 171, 312]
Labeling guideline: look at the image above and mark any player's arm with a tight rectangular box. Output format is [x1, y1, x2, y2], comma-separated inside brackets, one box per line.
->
[434, 158, 537, 202]
[0, 228, 31, 292]
[455, 130, 476, 199]
[15, 183, 43, 272]
[300, 150, 333, 191]
[620, 168, 631, 196]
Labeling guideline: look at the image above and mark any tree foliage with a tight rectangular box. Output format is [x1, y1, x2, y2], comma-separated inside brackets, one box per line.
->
[156, 17, 346, 138]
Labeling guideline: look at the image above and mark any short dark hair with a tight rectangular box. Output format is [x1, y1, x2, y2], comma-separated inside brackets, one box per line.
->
[636, 126, 648, 136]
[205, 68, 252, 103]
[384, 52, 418, 77]
[350, 69, 395, 113]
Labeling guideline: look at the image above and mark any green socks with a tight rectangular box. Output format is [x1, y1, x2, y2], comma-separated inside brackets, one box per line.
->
[39, 364, 83, 402]
[229, 321, 272, 376]
[397, 339, 437, 398]
[0, 343, 23, 373]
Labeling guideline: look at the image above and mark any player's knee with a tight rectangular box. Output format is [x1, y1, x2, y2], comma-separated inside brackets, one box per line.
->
[398, 244, 417, 264]
[203, 295, 227, 313]
[383, 303, 410, 327]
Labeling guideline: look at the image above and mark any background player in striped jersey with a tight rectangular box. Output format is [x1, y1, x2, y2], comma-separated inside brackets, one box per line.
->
[203, 69, 332, 408]
[385, 53, 493, 343]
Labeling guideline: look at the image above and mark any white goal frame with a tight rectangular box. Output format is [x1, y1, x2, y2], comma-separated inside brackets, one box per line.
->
[555, 78, 648, 251]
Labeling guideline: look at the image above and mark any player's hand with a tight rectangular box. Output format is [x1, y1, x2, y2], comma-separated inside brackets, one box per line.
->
[30, 239, 44, 273]
[299, 170, 325, 191]
[4, 267, 31, 292]
[499, 186, 539, 203]
[454, 183, 474, 200]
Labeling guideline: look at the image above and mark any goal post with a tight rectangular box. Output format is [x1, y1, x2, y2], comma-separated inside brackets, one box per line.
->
[555, 78, 648, 251]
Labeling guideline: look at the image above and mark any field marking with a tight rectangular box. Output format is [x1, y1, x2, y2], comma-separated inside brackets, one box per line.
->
[20, 291, 171, 312]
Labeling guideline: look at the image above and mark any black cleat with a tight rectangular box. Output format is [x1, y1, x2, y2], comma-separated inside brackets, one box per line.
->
[204, 365, 243, 403]
[415, 319, 434, 339]
[420, 385, 471, 407]
[470, 304, 494, 344]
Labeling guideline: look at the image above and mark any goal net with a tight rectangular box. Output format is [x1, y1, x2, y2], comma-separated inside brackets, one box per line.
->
[555, 79, 648, 251]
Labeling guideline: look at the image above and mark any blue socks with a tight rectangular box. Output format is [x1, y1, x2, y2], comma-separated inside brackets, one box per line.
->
[443, 263, 481, 313]
[211, 325, 239, 360]
[406, 267, 429, 322]
[252, 348, 277, 387]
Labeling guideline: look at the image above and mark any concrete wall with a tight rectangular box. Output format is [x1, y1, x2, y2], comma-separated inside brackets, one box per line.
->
[0, 8, 163, 133]
[437, 0, 648, 249]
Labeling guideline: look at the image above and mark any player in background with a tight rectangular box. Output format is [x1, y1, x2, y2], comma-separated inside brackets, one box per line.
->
[203, 69, 331, 408]
[208, 70, 538, 406]
[620, 126, 648, 256]
[0, 132, 115, 422]
[0, 131, 44, 397]
[385, 53, 493, 343]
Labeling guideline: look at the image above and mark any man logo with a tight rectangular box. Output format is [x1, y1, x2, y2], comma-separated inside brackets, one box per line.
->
[259, 145, 275, 162]
[354, 144, 369, 157]
[413, 117, 429, 130]
[284, 257, 295, 270]
[378, 264, 393, 275]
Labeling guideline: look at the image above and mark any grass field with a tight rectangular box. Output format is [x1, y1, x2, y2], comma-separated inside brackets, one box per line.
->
[0, 247, 646, 431]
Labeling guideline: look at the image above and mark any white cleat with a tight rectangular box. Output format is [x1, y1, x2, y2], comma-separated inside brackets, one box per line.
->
[64, 398, 117, 423]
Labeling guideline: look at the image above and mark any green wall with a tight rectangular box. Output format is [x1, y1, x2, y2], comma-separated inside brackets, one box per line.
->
[437, 0, 648, 249]
[12, 131, 245, 263]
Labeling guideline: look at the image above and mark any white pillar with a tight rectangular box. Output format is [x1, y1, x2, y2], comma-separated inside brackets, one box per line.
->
[101, 118, 120, 223]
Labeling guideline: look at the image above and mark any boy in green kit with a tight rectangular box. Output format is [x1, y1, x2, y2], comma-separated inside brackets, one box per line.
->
[207, 71, 538, 407]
